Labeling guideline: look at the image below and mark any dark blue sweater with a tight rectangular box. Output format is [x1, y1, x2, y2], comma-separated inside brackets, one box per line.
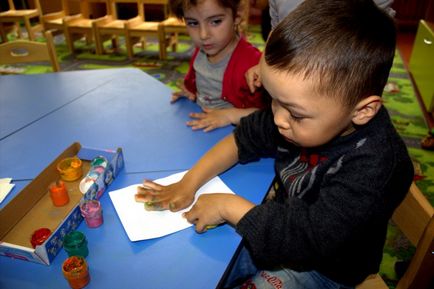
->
[234, 106, 413, 286]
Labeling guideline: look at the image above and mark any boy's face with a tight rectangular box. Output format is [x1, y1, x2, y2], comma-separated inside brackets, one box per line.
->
[183, 0, 240, 63]
[260, 57, 356, 148]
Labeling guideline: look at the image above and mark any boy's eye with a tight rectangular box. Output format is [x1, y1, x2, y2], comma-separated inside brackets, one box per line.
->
[289, 112, 304, 122]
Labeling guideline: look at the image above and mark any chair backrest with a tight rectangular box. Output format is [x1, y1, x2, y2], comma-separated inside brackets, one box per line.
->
[79, 0, 111, 19]
[110, 0, 144, 20]
[143, 0, 168, 19]
[6, 0, 42, 12]
[391, 183, 433, 289]
[0, 30, 60, 72]
[356, 183, 433, 289]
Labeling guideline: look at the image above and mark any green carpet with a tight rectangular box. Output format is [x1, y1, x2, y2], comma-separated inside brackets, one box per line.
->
[2, 26, 433, 288]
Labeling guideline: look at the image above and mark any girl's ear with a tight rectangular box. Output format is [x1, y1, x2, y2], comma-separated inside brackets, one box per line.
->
[234, 1, 248, 26]
[351, 95, 383, 125]
[234, 8, 242, 26]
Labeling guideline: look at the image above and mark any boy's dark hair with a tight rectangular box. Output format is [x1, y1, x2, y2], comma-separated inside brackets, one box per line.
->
[265, 0, 396, 108]
[169, 0, 242, 20]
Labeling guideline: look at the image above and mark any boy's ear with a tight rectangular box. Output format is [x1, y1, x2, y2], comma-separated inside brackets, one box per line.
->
[351, 95, 382, 125]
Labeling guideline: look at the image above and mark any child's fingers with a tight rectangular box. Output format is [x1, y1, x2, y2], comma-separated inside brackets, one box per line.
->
[183, 210, 197, 224]
[144, 199, 169, 211]
[189, 112, 207, 119]
[168, 199, 190, 212]
[134, 193, 152, 202]
[136, 184, 161, 196]
[186, 120, 209, 130]
[171, 92, 184, 103]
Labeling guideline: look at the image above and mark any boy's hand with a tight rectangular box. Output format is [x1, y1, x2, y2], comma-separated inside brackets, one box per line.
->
[135, 180, 195, 212]
[184, 194, 256, 233]
[171, 83, 196, 103]
[245, 64, 262, 93]
[183, 194, 227, 233]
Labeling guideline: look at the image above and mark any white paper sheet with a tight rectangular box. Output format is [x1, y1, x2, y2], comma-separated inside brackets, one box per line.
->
[0, 178, 15, 204]
[109, 171, 234, 241]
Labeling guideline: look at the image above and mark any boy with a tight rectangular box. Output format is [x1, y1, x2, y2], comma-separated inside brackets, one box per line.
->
[136, 0, 414, 287]
[246, 0, 396, 93]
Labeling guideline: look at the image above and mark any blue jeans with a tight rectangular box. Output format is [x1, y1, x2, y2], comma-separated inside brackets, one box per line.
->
[224, 247, 354, 289]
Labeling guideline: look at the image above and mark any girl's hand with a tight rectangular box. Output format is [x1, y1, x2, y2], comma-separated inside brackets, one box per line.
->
[171, 83, 196, 103]
[135, 180, 195, 212]
[187, 107, 232, 132]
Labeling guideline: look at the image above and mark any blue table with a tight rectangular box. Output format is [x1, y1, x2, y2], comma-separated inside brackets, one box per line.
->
[0, 69, 274, 289]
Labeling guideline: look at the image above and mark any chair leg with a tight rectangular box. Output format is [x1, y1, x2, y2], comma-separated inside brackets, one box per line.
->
[95, 31, 103, 55]
[64, 29, 75, 53]
[23, 18, 34, 40]
[85, 32, 92, 45]
[171, 33, 178, 52]
[17, 23, 22, 38]
[112, 36, 118, 50]
[0, 23, 7, 43]
[158, 24, 167, 60]
[125, 33, 134, 59]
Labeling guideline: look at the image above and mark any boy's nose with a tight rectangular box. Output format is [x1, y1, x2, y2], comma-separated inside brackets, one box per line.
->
[274, 110, 290, 130]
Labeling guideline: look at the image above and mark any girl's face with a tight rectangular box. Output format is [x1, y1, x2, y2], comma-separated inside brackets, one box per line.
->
[184, 0, 240, 63]
[260, 57, 356, 148]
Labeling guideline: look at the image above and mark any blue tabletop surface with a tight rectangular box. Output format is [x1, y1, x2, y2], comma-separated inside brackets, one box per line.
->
[0, 69, 134, 140]
[0, 68, 232, 180]
[0, 69, 275, 289]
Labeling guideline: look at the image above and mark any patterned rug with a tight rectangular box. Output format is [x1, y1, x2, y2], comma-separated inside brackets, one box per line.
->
[2, 25, 433, 288]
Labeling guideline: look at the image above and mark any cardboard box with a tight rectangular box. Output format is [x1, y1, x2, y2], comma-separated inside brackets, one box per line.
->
[0, 142, 124, 265]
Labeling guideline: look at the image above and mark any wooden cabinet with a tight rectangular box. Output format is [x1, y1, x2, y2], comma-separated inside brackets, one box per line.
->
[392, 0, 434, 29]
[409, 20, 434, 113]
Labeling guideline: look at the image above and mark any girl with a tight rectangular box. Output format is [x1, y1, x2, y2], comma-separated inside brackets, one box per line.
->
[170, 0, 268, 132]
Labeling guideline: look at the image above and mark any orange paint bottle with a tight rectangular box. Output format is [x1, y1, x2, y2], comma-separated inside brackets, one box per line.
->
[49, 180, 69, 206]
[62, 256, 90, 289]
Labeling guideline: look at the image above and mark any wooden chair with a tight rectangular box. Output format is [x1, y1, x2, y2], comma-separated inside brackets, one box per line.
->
[41, 0, 80, 36]
[93, 0, 143, 56]
[0, 30, 60, 72]
[124, 0, 160, 59]
[143, 0, 169, 19]
[63, 0, 111, 53]
[0, 22, 20, 43]
[157, 16, 186, 60]
[0, 0, 43, 42]
[356, 182, 434, 289]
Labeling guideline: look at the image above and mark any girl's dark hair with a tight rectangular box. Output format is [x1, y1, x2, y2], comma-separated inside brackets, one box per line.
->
[170, 0, 242, 19]
[265, 0, 396, 107]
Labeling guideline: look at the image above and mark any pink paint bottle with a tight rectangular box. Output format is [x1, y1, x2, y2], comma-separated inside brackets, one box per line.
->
[79, 200, 103, 228]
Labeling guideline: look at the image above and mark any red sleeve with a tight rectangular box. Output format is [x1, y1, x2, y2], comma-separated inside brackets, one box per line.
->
[183, 48, 199, 95]
[221, 38, 268, 109]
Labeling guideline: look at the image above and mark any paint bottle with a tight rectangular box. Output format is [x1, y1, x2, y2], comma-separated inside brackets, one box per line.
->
[63, 231, 89, 258]
[80, 200, 103, 228]
[49, 180, 69, 206]
[30, 228, 51, 248]
[79, 156, 108, 194]
[62, 256, 90, 289]
[57, 156, 83, 182]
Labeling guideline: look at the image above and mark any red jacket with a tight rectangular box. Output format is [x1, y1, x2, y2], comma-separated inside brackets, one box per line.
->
[184, 37, 267, 109]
